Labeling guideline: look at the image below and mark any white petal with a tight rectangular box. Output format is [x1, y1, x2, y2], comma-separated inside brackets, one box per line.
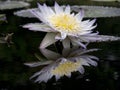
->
[82, 62, 90, 66]
[85, 58, 98, 66]
[55, 32, 67, 40]
[69, 48, 99, 57]
[40, 48, 61, 60]
[42, 4, 55, 16]
[30, 71, 42, 79]
[37, 3, 44, 13]
[30, 64, 54, 83]
[54, 2, 63, 14]
[87, 19, 96, 27]
[23, 23, 54, 32]
[81, 20, 90, 25]
[62, 37, 70, 48]
[75, 10, 84, 21]
[40, 33, 58, 48]
[87, 55, 99, 61]
[65, 5, 70, 14]
[30, 10, 47, 23]
[78, 66, 85, 74]
[79, 35, 120, 42]
[70, 39, 80, 47]
[78, 31, 92, 35]
[85, 24, 97, 30]
[35, 71, 52, 83]
[68, 48, 84, 57]
[30, 9, 41, 19]
[77, 49, 99, 55]
[55, 75, 61, 80]
[62, 38, 71, 57]
[48, 7, 55, 15]
[24, 61, 53, 67]
[66, 73, 71, 78]
[43, 4, 50, 13]
[79, 59, 90, 66]
[70, 38, 87, 48]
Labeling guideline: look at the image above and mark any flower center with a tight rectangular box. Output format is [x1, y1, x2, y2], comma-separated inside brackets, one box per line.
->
[51, 61, 80, 76]
[48, 14, 80, 33]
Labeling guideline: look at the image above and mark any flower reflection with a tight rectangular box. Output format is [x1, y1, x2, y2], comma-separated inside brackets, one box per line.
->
[25, 47, 99, 83]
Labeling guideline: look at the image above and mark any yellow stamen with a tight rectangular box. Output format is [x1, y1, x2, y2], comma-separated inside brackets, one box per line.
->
[51, 61, 81, 76]
[48, 14, 80, 33]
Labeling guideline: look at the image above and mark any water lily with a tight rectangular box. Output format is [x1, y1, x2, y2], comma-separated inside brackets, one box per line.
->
[23, 2, 120, 48]
[25, 48, 99, 83]
[23, 2, 97, 48]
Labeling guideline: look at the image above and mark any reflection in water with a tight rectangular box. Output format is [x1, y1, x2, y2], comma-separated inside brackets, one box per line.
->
[113, 72, 119, 80]
[25, 47, 99, 83]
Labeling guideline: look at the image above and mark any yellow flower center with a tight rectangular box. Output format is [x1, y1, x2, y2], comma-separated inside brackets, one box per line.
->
[48, 14, 80, 33]
[51, 61, 81, 76]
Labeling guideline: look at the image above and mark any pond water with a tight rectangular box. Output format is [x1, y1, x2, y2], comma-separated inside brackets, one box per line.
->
[0, 0, 120, 90]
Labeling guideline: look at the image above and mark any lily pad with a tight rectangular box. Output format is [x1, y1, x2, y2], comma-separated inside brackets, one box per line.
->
[91, 0, 120, 2]
[0, 1, 30, 10]
[72, 6, 120, 18]
[14, 6, 120, 18]
[14, 8, 37, 18]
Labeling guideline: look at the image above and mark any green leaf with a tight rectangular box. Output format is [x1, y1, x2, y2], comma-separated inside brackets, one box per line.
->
[0, 1, 30, 10]
[14, 8, 37, 18]
[71, 6, 120, 18]
[14, 6, 120, 18]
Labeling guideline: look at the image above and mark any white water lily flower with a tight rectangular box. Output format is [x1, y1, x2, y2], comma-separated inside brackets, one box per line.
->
[25, 48, 99, 83]
[23, 2, 97, 48]
[23, 2, 120, 48]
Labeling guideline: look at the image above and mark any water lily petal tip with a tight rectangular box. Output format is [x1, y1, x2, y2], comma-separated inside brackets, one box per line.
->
[37, 3, 41, 6]
[55, 1, 59, 6]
